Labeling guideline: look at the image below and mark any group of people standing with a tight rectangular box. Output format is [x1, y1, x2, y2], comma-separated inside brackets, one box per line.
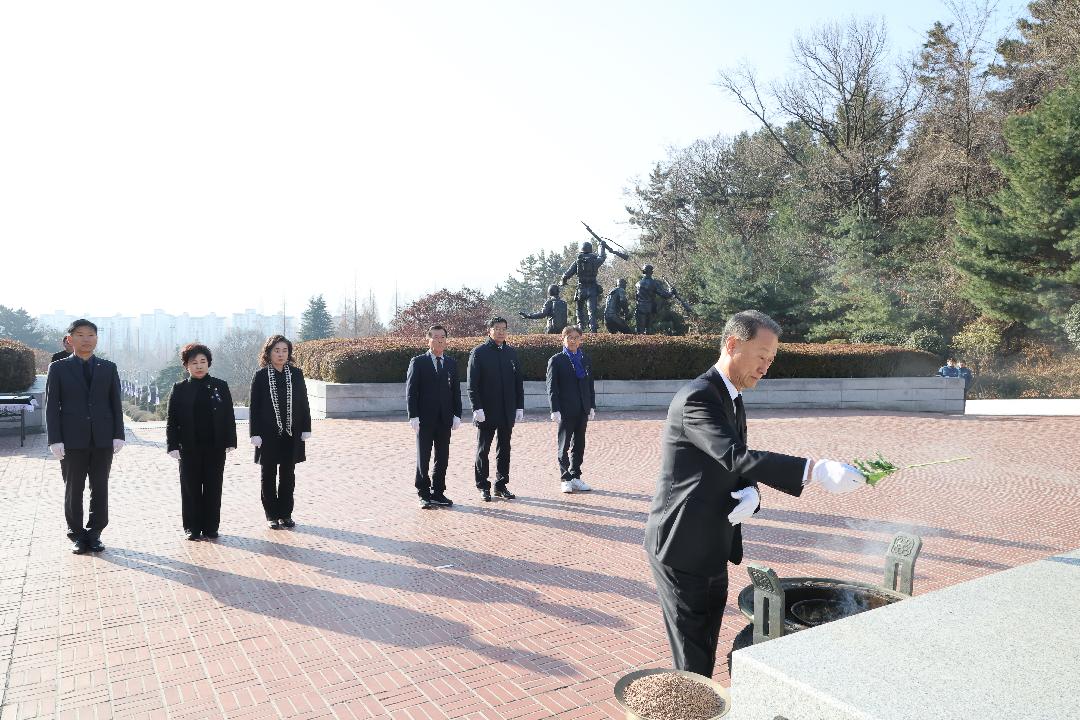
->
[46, 319, 312, 552]
[405, 317, 597, 509]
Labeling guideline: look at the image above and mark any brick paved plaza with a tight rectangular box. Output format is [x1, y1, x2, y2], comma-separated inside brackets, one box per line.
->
[2, 410, 1079, 719]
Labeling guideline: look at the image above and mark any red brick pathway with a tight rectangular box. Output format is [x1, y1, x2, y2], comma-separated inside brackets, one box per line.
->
[2, 410, 1078, 719]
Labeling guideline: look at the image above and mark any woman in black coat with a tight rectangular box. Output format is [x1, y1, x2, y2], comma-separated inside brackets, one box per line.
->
[166, 343, 238, 540]
[249, 335, 311, 529]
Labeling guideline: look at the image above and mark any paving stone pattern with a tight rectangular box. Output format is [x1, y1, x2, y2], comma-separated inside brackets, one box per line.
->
[1, 410, 1078, 719]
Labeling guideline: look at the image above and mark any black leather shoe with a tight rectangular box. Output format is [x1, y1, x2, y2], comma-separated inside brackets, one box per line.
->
[430, 494, 453, 507]
[280, 518, 296, 528]
[419, 497, 434, 509]
[494, 487, 516, 500]
[186, 531, 201, 541]
[88, 539, 105, 553]
[204, 531, 219, 539]
[72, 539, 89, 554]
[480, 489, 492, 502]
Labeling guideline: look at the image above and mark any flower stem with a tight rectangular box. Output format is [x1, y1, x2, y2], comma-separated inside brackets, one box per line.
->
[904, 456, 972, 470]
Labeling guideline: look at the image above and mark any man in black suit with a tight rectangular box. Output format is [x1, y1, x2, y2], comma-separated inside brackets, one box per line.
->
[546, 325, 596, 493]
[406, 325, 462, 509]
[467, 317, 524, 502]
[45, 319, 126, 554]
[644, 310, 866, 677]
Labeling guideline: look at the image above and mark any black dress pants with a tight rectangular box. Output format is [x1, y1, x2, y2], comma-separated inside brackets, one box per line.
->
[648, 554, 730, 678]
[556, 413, 588, 480]
[64, 446, 113, 541]
[261, 463, 296, 520]
[415, 423, 451, 497]
[474, 421, 512, 491]
[179, 446, 226, 534]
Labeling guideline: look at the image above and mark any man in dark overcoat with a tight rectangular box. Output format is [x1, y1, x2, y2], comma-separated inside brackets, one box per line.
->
[546, 325, 596, 493]
[467, 317, 524, 501]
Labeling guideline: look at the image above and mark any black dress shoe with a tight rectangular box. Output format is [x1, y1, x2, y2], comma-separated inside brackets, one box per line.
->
[430, 494, 454, 507]
[72, 539, 89, 554]
[480, 489, 492, 502]
[204, 531, 219, 539]
[493, 487, 516, 500]
[280, 518, 296, 528]
[186, 531, 201, 541]
[88, 539, 105, 553]
[419, 497, 434, 509]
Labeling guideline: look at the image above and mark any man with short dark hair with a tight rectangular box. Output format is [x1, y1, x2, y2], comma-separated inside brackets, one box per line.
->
[547, 325, 596, 493]
[45, 319, 125, 554]
[938, 358, 959, 378]
[406, 325, 462, 509]
[958, 361, 974, 396]
[467, 317, 524, 501]
[50, 336, 72, 364]
[644, 310, 867, 677]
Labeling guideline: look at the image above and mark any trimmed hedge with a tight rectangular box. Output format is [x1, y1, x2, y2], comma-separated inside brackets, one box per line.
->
[295, 335, 939, 383]
[0, 339, 36, 392]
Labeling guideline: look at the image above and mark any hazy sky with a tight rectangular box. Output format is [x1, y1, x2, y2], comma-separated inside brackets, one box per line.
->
[1, 1, 1022, 321]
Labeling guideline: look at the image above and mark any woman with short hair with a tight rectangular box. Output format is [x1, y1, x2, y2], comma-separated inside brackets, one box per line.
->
[166, 343, 237, 540]
[249, 335, 311, 529]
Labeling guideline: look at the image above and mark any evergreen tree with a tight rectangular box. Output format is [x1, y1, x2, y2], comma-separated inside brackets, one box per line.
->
[954, 71, 1080, 334]
[299, 294, 334, 341]
[0, 305, 48, 349]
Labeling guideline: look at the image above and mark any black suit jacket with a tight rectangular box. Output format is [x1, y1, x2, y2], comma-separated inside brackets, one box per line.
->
[249, 366, 312, 465]
[546, 351, 595, 417]
[45, 355, 125, 449]
[467, 340, 524, 426]
[166, 376, 238, 452]
[405, 353, 462, 429]
[644, 367, 807, 576]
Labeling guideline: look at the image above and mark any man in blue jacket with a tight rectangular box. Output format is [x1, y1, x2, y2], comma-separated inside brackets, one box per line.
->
[406, 325, 462, 509]
[45, 319, 126, 554]
[467, 317, 524, 501]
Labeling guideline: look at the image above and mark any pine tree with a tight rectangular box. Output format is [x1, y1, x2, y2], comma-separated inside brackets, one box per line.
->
[954, 71, 1080, 334]
[299, 295, 334, 341]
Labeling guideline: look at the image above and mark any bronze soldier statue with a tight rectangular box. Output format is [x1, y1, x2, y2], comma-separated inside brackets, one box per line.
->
[604, 279, 633, 334]
[519, 285, 569, 334]
[561, 241, 607, 333]
[635, 264, 674, 335]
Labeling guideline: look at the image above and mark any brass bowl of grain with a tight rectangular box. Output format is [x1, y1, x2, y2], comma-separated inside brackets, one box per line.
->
[614, 668, 730, 720]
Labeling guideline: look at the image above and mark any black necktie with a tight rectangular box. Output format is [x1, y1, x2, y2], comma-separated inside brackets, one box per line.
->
[436, 356, 443, 374]
[734, 395, 746, 443]
[82, 358, 93, 388]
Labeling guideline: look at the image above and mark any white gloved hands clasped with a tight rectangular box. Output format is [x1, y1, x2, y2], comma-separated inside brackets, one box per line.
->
[409, 418, 420, 433]
[472, 409, 486, 424]
[812, 460, 866, 494]
[589, 408, 596, 420]
[113, 439, 125, 453]
[301, 432, 311, 441]
[515, 409, 524, 422]
[49, 442, 65, 460]
[167, 449, 180, 460]
[250, 436, 263, 448]
[452, 416, 461, 431]
[550, 411, 562, 424]
[727, 486, 760, 525]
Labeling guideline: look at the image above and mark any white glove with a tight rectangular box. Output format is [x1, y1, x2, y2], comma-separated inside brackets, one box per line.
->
[515, 409, 524, 422]
[812, 460, 867, 494]
[550, 411, 562, 423]
[409, 418, 420, 433]
[251, 436, 263, 448]
[452, 416, 461, 431]
[301, 432, 311, 441]
[589, 408, 596, 420]
[226, 447, 235, 454]
[113, 439, 125, 453]
[727, 486, 760, 525]
[50, 442, 65, 460]
[473, 409, 486, 424]
[168, 450, 180, 460]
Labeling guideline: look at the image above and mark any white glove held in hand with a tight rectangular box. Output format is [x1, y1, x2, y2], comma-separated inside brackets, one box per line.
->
[301, 432, 311, 441]
[250, 436, 263, 448]
[113, 439, 125, 453]
[226, 447, 235, 453]
[168, 450, 180, 460]
[452, 416, 461, 431]
[727, 486, 760, 525]
[550, 411, 561, 423]
[50, 443, 65, 460]
[589, 408, 596, 420]
[409, 418, 420, 432]
[515, 409, 524, 422]
[473, 409, 486, 424]
[812, 460, 866, 494]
